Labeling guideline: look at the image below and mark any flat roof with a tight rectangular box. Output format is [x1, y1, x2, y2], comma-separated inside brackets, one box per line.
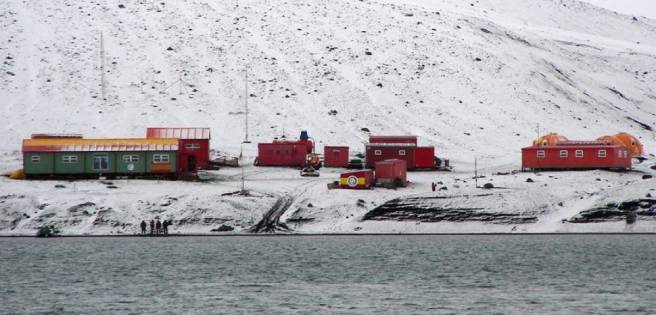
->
[365, 143, 417, 147]
[23, 138, 179, 152]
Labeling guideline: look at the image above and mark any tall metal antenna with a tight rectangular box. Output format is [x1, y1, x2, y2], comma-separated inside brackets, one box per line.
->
[100, 31, 106, 103]
[179, 71, 183, 95]
[240, 142, 246, 194]
[243, 68, 250, 143]
[474, 156, 478, 188]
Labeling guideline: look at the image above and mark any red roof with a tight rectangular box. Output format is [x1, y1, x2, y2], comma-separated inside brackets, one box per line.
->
[365, 143, 417, 147]
[146, 128, 210, 140]
[369, 135, 417, 144]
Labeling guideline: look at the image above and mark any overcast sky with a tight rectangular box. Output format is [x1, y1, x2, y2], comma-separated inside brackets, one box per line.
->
[578, 0, 656, 19]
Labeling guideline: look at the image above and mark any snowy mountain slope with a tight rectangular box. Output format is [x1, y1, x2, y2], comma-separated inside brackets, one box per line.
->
[1, 0, 655, 165]
[578, 0, 656, 20]
[1, 0, 656, 235]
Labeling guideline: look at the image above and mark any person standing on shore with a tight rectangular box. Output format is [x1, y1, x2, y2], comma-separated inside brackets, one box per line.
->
[140, 220, 147, 235]
[162, 220, 170, 236]
[149, 219, 155, 235]
[156, 219, 162, 235]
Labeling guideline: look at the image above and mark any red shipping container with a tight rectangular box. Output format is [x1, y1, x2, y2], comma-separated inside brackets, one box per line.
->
[366, 144, 416, 169]
[369, 135, 417, 145]
[256, 140, 313, 167]
[324, 146, 349, 168]
[375, 159, 407, 187]
[522, 143, 631, 171]
[146, 127, 211, 173]
[339, 170, 374, 189]
[415, 146, 435, 169]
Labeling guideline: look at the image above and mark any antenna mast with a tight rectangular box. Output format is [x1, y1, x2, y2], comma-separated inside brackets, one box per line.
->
[243, 68, 250, 143]
[474, 156, 478, 188]
[100, 31, 106, 103]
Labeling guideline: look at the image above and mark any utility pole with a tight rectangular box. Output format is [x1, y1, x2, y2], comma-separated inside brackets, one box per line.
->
[241, 166, 246, 193]
[243, 68, 250, 143]
[240, 142, 246, 194]
[179, 71, 183, 95]
[100, 31, 106, 104]
[474, 156, 478, 188]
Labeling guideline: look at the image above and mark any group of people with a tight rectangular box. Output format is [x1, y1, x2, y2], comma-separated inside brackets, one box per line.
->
[140, 219, 172, 236]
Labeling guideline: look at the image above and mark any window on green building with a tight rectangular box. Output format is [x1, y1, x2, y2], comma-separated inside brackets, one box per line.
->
[93, 154, 109, 170]
[31, 155, 41, 164]
[153, 154, 170, 164]
[62, 155, 79, 164]
[123, 155, 139, 162]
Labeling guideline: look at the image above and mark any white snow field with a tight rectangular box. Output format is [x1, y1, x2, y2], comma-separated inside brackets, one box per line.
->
[0, 0, 655, 235]
[578, 0, 656, 20]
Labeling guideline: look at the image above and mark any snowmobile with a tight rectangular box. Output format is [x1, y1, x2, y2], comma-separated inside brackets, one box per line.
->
[300, 166, 320, 177]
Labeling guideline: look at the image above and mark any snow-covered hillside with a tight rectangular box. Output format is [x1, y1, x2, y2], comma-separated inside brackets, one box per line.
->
[1, 0, 656, 235]
[1, 0, 655, 162]
[579, 0, 656, 20]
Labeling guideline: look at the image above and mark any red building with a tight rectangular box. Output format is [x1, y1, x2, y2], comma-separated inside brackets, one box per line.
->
[522, 142, 631, 171]
[339, 170, 374, 189]
[365, 135, 438, 170]
[146, 127, 211, 173]
[415, 146, 435, 169]
[375, 159, 407, 187]
[256, 131, 314, 167]
[324, 146, 349, 168]
[366, 143, 416, 169]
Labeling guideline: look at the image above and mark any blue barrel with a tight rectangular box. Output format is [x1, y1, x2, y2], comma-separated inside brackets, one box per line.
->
[300, 130, 309, 140]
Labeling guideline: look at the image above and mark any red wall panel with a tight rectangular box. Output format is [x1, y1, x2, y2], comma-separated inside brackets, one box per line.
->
[375, 159, 407, 185]
[324, 146, 349, 167]
[366, 145, 416, 169]
[415, 146, 435, 169]
[522, 145, 631, 170]
[257, 142, 310, 166]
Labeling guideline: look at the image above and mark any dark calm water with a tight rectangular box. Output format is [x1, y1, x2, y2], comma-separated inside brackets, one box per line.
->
[1, 235, 655, 314]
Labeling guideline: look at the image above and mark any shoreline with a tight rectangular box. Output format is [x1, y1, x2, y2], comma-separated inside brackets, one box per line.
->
[2, 232, 656, 238]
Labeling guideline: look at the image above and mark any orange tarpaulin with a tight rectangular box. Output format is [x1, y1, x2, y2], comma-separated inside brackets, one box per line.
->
[532, 133, 568, 147]
[597, 132, 644, 157]
[532, 132, 644, 157]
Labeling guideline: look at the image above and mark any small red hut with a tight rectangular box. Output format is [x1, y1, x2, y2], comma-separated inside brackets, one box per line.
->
[375, 159, 407, 187]
[324, 146, 349, 168]
[146, 127, 211, 173]
[415, 146, 435, 169]
[339, 170, 374, 189]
